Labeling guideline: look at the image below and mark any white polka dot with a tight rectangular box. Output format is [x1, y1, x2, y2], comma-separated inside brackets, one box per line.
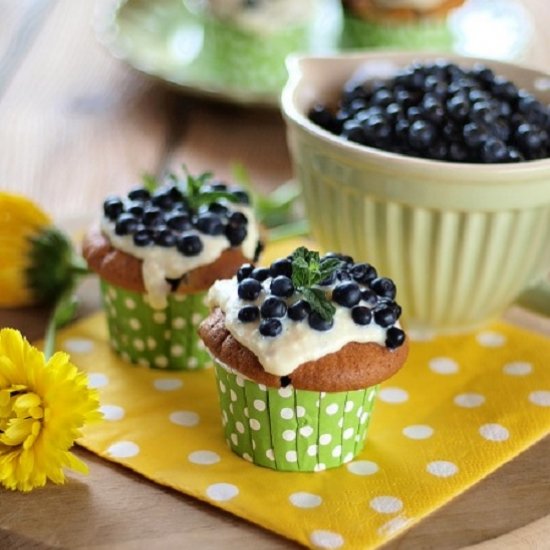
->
[370, 496, 403, 514]
[343, 428, 355, 440]
[171, 344, 183, 357]
[266, 449, 275, 461]
[309, 530, 344, 549]
[63, 338, 94, 354]
[230, 433, 238, 446]
[120, 351, 130, 362]
[429, 357, 459, 375]
[243, 407, 249, 418]
[378, 387, 409, 403]
[378, 516, 411, 537]
[154, 356, 168, 368]
[454, 393, 485, 408]
[137, 358, 150, 367]
[344, 400, 354, 412]
[343, 452, 354, 463]
[529, 390, 550, 407]
[280, 408, 294, 420]
[108, 287, 117, 299]
[360, 412, 369, 424]
[477, 331, 506, 347]
[326, 403, 339, 415]
[242, 453, 252, 462]
[403, 425, 434, 440]
[283, 429, 296, 441]
[286, 450, 298, 463]
[173, 317, 186, 329]
[356, 406, 363, 418]
[154, 378, 183, 391]
[319, 434, 332, 445]
[229, 404, 234, 414]
[298, 426, 313, 438]
[206, 483, 239, 502]
[146, 337, 157, 350]
[253, 399, 266, 411]
[170, 410, 199, 427]
[346, 460, 379, 476]
[235, 375, 245, 387]
[174, 294, 186, 302]
[230, 389, 237, 402]
[129, 318, 141, 330]
[124, 298, 136, 310]
[219, 381, 226, 393]
[331, 445, 342, 458]
[480, 423, 509, 441]
[100, 405, 125, 421]
[503, 361, 532, 376]
[152, 312, 166, 324]
[307, 444, 318, 456]
[188, 450, 220, 465]
[192, 313, 202, 325]
[296, 406, 306, 418]
[233, 422, 244, 434]
[289, 492, 322, 509]
[313, 463, 326, 472]
[88, 373, 109, 389]
[249, 419, 261, 431]
[337, 418, 344, 428]
[258, 384, 266, 391]
[107, 441, 140, 458]
[427, 460, 459, 477]
[278, 386, 293, 398]
[133, 338, 145, 351]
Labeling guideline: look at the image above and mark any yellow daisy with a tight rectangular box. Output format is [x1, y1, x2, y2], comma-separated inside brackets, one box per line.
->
[0, 328, 101, 492]
[0, 192, 86, 308]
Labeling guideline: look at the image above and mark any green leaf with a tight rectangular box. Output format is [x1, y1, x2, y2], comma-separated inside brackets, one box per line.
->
[302, 288, 336, 321]
[194, 191, 239, 207]
[142, 173, 159, 193]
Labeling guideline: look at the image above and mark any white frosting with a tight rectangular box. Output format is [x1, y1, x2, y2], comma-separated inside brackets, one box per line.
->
[208, 277, 397, 377]
[101, 205, 259, 309]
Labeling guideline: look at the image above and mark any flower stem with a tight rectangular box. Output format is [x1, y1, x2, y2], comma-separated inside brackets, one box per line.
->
[43, 291, 79, 360]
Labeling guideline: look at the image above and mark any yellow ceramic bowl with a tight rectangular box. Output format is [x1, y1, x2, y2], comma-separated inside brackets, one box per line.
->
[281, 51, 550, 334]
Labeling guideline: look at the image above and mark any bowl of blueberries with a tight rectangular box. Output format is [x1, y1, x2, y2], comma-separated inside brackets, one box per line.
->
[281, 51, 550, 334]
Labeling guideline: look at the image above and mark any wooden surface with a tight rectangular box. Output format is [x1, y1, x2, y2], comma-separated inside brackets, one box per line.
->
[0, 0, 549, 548]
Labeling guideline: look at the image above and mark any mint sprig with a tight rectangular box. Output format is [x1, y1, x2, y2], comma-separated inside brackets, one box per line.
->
[291, 247, 341, 321]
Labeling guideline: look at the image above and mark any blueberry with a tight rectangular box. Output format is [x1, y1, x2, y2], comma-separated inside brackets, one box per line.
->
[336, 270, 352, 281]
[196, 213, 224, 236]
[232, 189, 250, 205]
[208, 202, 229, 216]
[288, 300, 311, 321]
[103, 197, 124, 220]
[309, 104, 336, 131]
[324, 252, 354, 264]
[370, 277, 396, 300]
[408, 120, 437, 149]
[238, 305, 260, 323]
[225, 224, 247, 246]
[342, 120, 366, 144]
[351, 306, 372, 325]
[238, 278, 262, 301]
[481, 137, 508, 163]
[133, 228, 153, 246]
[165, 184, 183, 201]
[308, 311, 334, 331]
[259, 318, 282, 337]
[363, 115, 392, 143]
[449, 142, 469, 162]
[361, 288, 378, 306]
[154, 228, 177, 247]
[228, 211, 248, 226]
[371, 88, 393, 107]
[332, 282, 361, 308]
[210, 181, 228, 191]
[350, 263, 377, 284]
[386, 326, 406, 349]
[491, 76, 518, 101]
[127, 203, 144, 218]
[143, 207, 162, 226]
[373, 306, 398, 327]
[237, 263, 255, 282]
[270, 276, 294, 298]
[127, 187, 151, 202]
[115, 213, 139, 235]
[421, 95, 445, 124]
[319, 271, 337, 286]
[151, 189, 173, 210]
[260, 297, 287, 318]
[269, 258, 293, 278]
[446, 94, 470, 121]
[251, 267, 270, 282]
[177, 234, 203, 256]
[463, 122, 488, 149]
[516, 123, 545, 152]
[165, 213, 191, 231]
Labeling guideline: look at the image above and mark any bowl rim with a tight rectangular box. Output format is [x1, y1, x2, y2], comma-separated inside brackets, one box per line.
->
[281, 50, 550, 178]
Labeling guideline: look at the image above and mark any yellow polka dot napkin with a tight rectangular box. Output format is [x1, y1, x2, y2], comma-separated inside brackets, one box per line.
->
[54, 307, 550, 549]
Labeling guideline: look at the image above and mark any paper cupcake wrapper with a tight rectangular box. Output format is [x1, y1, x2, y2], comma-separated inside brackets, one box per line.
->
[100, 281, 211, 370]
[340, 14, 454, 50]
[214, 362, 378, 472]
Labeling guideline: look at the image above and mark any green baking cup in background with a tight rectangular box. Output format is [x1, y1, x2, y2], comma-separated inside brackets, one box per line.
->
[214, 362, 378, 472]
[100, 280, 211, 370]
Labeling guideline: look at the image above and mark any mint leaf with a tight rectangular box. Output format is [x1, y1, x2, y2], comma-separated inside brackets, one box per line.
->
[142, 173, 159, 192]
[302, 288, 336, 321]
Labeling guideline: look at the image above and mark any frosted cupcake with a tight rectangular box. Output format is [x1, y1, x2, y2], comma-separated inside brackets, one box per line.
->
[83, 171, 262, 370]
[341, 0, 465, 50]
[199, 247, 408, 471]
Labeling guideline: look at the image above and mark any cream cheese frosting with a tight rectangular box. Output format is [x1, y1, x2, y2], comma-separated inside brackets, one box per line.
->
[208, 277, 398, 377]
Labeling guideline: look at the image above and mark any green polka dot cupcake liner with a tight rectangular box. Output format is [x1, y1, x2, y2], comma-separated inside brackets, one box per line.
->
[214, 362, 378, 472]
[100, 281, 211, 370]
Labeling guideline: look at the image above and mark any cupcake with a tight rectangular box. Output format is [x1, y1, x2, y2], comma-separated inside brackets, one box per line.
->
[198, 246, 408, 471]
[341, 0, 465, 50]
[83, 170, 262, 370]
[184, 0, 323, 95]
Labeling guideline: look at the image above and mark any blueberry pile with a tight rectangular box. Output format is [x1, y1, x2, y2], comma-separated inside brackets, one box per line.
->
[103, 182, 251, 256]
[309, 61, 550, 163]
[235, 253, 405, 350]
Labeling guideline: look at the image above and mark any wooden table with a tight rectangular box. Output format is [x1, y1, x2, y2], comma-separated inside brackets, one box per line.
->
[0, 1, 549, 548]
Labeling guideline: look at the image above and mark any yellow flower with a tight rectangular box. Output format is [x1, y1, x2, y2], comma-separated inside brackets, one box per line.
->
[0, 328, 101, 491]
[0, 192, 85, 308]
